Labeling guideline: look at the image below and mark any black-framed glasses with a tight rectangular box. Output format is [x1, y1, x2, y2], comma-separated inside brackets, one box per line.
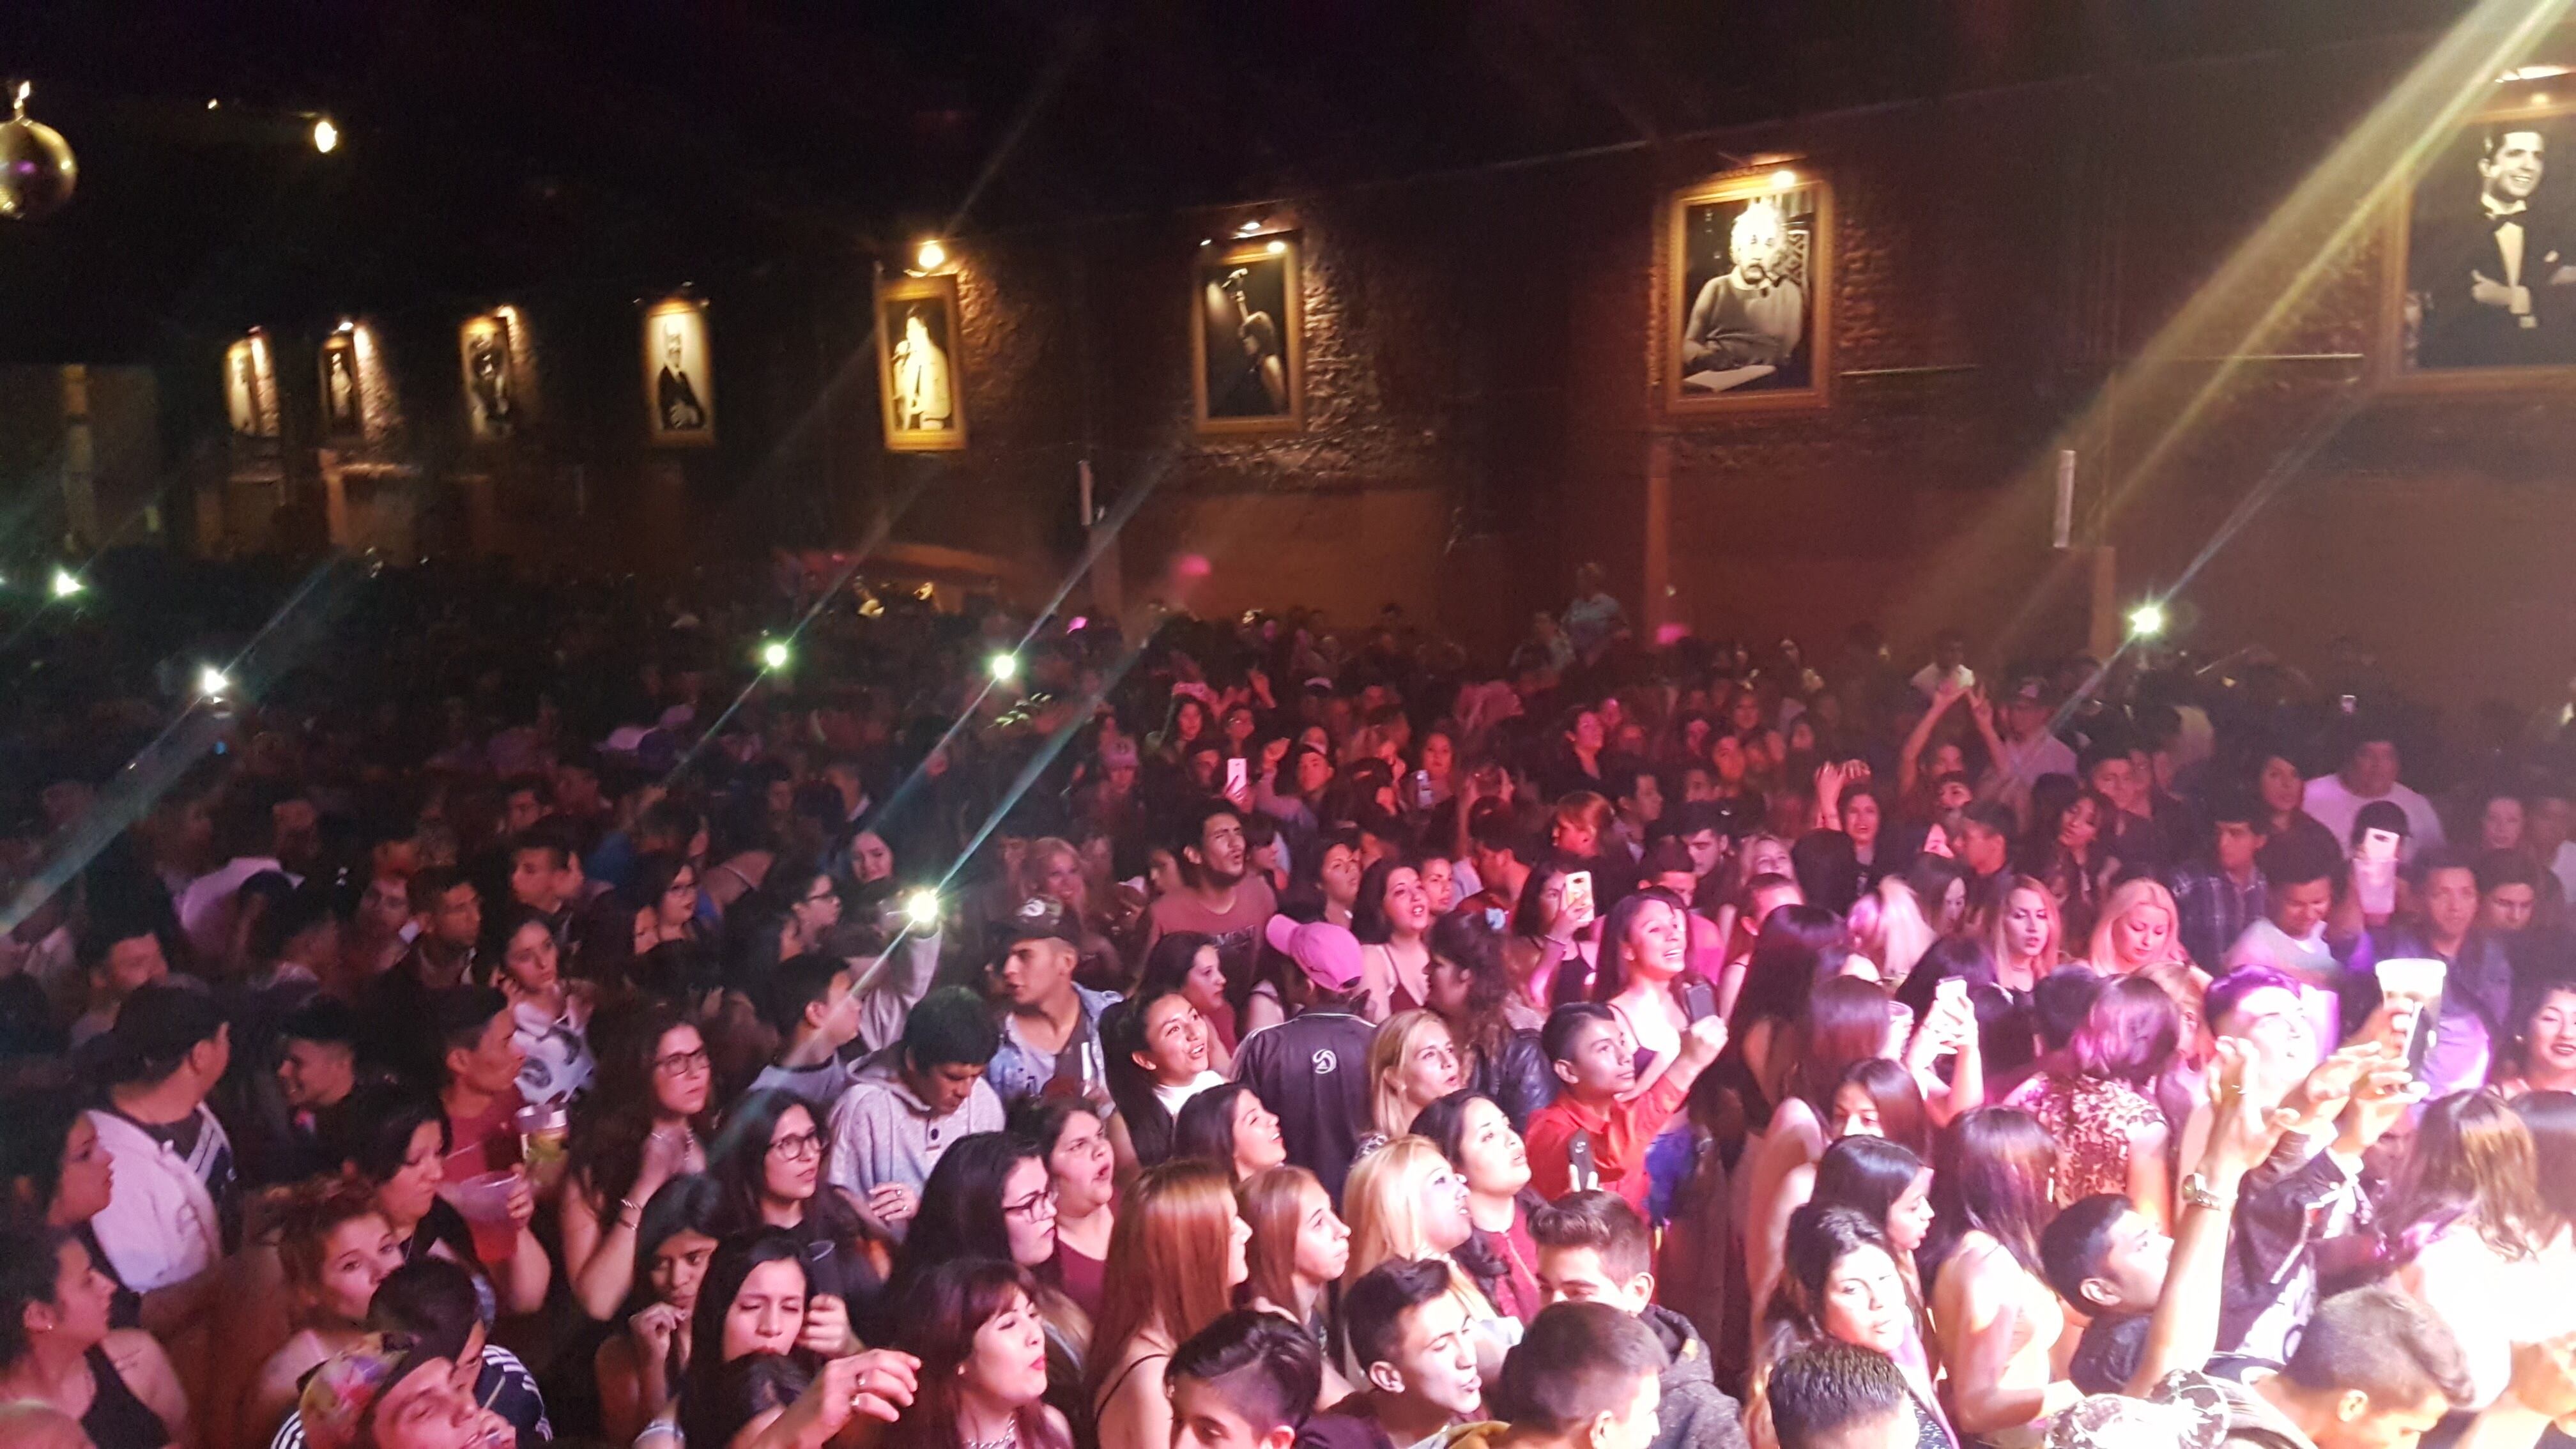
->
[1002, 1186, 1059, 1221]
[768, 1130, 824, 1161]
[654, 1046, 713, 1077]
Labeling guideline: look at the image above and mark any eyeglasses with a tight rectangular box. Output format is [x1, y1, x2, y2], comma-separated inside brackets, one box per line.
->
[768, 1130, 824, 1161]
[802, 889, 838, 906]
[654, 1047, 713, 1077]
[1002, 1186, 1059, 1221]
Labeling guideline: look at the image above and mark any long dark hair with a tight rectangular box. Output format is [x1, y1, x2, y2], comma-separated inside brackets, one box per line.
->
[1788, 976, 1893, 1115]
[680, 1230, 809, 1446]
[894, 1133, 1043, 1294]
[2391, 1090, 2549, 1262]
[1588, 888, 1692, 1005]
[1925, 1107, 2055, 1284]
[1426, 914, 1517, 1066]
[887, 1259, 1075, 1449]
[1761, 1204, 1898, 1353]
[2511, 1091, 2576, 1231]
[1508, 862, 1569, 941]
[1811, 1136, 1928, 1235]
[708, 1089, 867, 1243]
[1172, 1082, 1259, 1177]
[569, 999, 713, 1211]
[622, 1174, 728, 1319]
[1101, 988, 1191, 1168]
[1409, 1089, 1538, 1312]
[1351, 857, 1422, 946]
[1831, 1058, 1931, 1158]
[1730, 904, 1848, 1043]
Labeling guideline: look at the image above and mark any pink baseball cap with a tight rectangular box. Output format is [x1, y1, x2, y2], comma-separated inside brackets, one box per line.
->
[1264, 915, 1363, 992]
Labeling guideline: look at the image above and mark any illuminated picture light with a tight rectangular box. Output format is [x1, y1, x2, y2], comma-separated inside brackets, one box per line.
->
[915, 238, 946, 271]
[1769, 168, 1798, 191]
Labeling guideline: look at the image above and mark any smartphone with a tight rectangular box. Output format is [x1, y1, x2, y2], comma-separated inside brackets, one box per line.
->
[1567, 1131, 1600, 1193]
[2358, 828, 2400, 866]
[1681, 979, 1717, 1023]
[2355, 829, 2400, 916]
[1225, 757, 1249, 797]
[1561, 870, 1595, 925]
[2340, 693, 2359, 716]
[2375, 957, 2447, 1076]
[1412, 769, 1435, 811]
[1483, 907, 1508, 931]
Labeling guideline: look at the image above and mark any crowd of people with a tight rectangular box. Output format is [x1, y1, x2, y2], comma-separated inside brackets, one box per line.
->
[9, 560, 2576, 1449]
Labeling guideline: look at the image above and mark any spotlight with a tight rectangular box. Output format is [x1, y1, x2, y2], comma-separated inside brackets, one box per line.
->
[1769, 168, 1798, 191]
[2126, 601, 2169, 641]
[915, 238, 946, 271]
[988, 652, 1019, 683]
[197, 665, 231, 700]
[900, 888, 942, 930]
[49, 567, 82, 599]
[1265, 239, 1286, 255]
[311, 117, 339, 154]
[757, 639, 792, 671]
[1237, 219, 1262, 236]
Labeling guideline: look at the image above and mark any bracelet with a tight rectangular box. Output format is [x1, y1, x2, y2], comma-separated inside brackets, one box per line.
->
[2178, 1172, 2235, 1212]
[618, 1197, 643, 1218]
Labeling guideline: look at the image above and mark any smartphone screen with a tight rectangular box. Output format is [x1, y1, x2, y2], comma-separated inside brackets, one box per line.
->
[1568, 1131, 1599, 1192]
[2359, 828, 2400, 866]
[1561, 871, 1595, 924]
[1681, 979, 1717, 1023]
[1225, 758, 1248, 796]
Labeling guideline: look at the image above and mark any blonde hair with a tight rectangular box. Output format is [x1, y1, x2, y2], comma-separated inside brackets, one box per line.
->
[1849, 878, 1935, 988]
[1340, 1137, 1498, 1320]
[1367, 1010, 1454, 1140]
[2087, 878, 2188, 974]
[1986, 875, 2064, 974]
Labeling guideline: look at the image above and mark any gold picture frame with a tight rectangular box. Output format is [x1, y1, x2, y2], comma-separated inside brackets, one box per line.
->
[459, 309, 533, 442]
[875, 272, 969, 452]
[643, 295, 716, 447]
[1662, 171, 1832, 413]
[2378, 90, 2576, 390]
[1192, 233, 1304, 435]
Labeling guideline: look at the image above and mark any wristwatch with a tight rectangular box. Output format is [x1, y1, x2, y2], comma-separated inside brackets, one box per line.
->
[2179, 1172, 2235, 1212]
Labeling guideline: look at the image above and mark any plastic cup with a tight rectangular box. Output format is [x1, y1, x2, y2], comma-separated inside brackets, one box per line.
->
[514, 1103, 569, 1174]
[447, 1170, 521, 1264]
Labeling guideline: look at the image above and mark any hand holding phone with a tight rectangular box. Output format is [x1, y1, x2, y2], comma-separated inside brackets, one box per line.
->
[1680, 978, 1717, 1023]
[1560, 871, 1595, 932]
[1567, 1131, 1599, 1193]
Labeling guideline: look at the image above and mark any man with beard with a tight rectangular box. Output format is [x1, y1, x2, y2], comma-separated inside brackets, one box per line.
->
[1150, 802, 1280, 989]
[1681, 195, 1806, 392]
[2416, 125, 2576, 367]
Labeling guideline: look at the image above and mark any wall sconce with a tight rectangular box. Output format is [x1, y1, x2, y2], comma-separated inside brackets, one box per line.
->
[915, 238, 947, 271]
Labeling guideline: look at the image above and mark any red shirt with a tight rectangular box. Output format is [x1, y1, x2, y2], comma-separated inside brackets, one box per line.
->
[442, 1086, 526, 1183]
[1524, 1069, 1690, 1212]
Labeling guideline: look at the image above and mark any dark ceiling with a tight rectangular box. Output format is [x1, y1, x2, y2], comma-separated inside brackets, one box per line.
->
[0, 0, 2461, 360]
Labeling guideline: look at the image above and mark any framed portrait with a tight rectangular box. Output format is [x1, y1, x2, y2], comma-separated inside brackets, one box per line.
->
[1192, 234, 1303, 434]
[1664, 172, 1832, 412]
[643, 296, 716, 447]
[2382, 93, 2576, 387]
[223, 333, 278, 438]
[318, 333, 363, 441]
[459, 309, 533, 441]
[875, 272, 968, 452]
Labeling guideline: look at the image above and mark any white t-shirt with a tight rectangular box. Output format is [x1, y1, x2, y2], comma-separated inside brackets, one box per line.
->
[2550, 841, 2576, 901]
[2299, 774, 2445, 861]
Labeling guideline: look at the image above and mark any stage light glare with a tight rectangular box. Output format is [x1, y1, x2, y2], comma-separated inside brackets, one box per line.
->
[311, 117, 339, 154]
[2127, 601, 2169, 640]
[758, 640, 791, 671]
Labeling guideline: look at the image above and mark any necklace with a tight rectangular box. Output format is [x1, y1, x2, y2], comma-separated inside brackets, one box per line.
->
[965, 1420, 1021, 1449]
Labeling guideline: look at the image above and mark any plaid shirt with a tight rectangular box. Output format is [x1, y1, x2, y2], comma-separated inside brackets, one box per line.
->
[2167, 862, 2266, 973]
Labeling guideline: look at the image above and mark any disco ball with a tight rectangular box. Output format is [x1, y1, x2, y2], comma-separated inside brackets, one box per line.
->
[0, 95, 76, 222]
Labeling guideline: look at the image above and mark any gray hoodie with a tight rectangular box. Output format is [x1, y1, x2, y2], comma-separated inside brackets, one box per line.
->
[1643, 1303, 1749, 1449]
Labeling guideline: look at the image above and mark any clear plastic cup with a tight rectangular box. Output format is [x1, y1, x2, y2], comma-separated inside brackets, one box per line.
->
[446, 1170, 521, 1264]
